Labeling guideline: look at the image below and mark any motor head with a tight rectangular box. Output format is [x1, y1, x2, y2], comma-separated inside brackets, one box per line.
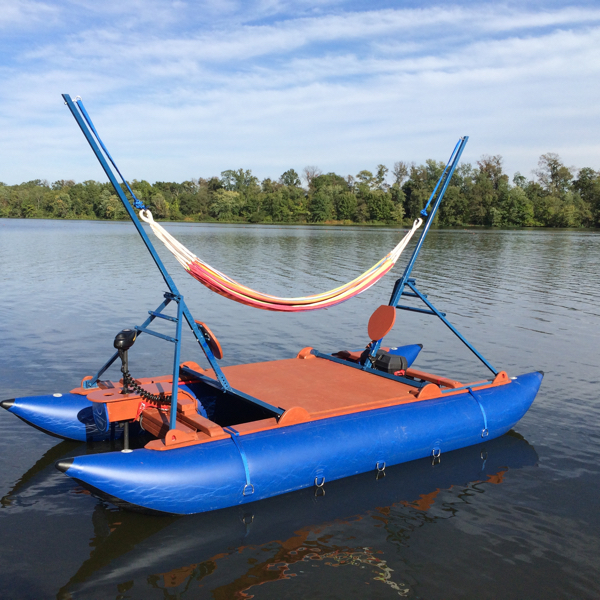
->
[114, 328, 137, 351]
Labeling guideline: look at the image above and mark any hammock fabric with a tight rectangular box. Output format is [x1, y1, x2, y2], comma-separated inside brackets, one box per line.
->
[139, 210, 422, 312]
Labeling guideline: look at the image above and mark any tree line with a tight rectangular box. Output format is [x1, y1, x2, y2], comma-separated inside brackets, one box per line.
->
[1, 153, 599, 227]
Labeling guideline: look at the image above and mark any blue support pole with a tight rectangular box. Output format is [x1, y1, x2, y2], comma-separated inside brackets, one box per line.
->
[169, 296, 184, 431]
[363, 134, 498, 376]
[389, 137, 469, 308]
[364, 137, 468, 368]
[63, 96, 179, 297]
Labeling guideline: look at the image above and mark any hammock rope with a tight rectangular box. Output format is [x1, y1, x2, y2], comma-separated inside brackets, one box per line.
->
[139, 210, 422, 312]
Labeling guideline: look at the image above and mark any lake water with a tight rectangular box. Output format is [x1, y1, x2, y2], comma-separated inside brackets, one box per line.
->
[0, 219, 599, 599]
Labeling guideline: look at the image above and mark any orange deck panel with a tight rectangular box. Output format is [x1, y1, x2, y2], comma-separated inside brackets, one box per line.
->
[206, 357, 416, 418]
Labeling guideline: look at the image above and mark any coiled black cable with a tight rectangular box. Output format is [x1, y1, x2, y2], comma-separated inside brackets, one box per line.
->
[122, 370, 172, 405]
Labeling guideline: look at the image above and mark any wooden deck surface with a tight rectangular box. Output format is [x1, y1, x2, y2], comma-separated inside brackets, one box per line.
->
[213, 356, 417, 419]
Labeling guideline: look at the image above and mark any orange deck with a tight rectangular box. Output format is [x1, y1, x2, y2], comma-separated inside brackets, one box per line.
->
[212, 357, 417, 419]
[71, 353, 510, 451]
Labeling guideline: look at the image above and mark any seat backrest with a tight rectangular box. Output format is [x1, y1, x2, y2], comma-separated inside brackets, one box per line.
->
[367, 305, 396, 342]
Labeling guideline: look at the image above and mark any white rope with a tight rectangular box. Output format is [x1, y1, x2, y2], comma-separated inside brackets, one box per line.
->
[389, 217, 423, 262]
[140, 209, 196, 270]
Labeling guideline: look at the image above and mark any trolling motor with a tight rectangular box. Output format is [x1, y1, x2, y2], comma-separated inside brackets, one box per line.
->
[114, 328, 137, 394]
[113, 328, 172, 403]
[114, 328, 137, 453]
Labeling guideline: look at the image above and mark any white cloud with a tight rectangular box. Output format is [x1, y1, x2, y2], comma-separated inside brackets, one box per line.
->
[1, 2, 600, 184]
[0, 0, 58, 29]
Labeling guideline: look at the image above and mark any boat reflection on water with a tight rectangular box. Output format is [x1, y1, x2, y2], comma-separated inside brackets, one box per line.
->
[2, 432, 538, 599]
[0, 435, 150, 510]
[4, 432, 537, 599]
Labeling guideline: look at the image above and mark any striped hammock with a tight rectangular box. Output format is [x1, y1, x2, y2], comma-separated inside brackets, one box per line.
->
[140, 210, 422, 312]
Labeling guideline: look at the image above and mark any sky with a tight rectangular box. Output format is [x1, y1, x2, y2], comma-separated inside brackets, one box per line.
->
[1, 0, 599, 186]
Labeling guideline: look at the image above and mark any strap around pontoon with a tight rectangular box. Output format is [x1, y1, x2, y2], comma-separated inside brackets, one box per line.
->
[224, 426, 254, 496]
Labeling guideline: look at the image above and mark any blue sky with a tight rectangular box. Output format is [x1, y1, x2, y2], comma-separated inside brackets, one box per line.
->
[1, 0, 599, 185]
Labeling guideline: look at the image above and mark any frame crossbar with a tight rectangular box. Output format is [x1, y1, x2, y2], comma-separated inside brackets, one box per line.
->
[399, 281, 498, 375]
[311, 350, 427, 389]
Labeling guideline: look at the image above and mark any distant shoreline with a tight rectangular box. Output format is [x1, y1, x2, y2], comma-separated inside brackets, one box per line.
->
[1, 215, 597, 231]
[2, 153, 598, 228]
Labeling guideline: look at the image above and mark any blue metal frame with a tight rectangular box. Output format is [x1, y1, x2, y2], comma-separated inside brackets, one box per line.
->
[389, 137, 468, 308]
[62, 94, 284, 420]
[361, 136, 498, 376]
[83, 294, 174, 388]
[64, 95, 496, 421]
[169, 295, 184, 430]
[401, 281, 498, 375]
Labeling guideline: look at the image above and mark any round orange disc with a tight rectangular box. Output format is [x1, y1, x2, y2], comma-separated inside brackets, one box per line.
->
[194, 320, 224, 360]
[367, 305, 396, 341]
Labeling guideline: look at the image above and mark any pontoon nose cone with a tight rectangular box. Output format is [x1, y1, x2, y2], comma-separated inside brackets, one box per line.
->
[55, 458, 74, 473]
[0, 399, 15, 410]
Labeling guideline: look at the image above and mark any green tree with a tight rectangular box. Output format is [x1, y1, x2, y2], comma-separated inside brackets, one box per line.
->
[374, 165, 389, 191]
[99, 189, 126, 219]
[279, 169, 301, 188]
[53, 192, 72, 218]
[573, 167, 600, 227]
[312, 172, 348, 192]
[392, 161, 409, 187]
[535, 153, 573, 197]
[335, 192, 358, 221]
[221, 169, 259, 194]
[283, 185, 308, 222]
[402, 169, 429, 220]
[309, 188, 335, 222]
[366, 190, 395, 222]
[148, 192, 169, 219]
[502, 186, 535, 226]
[438, 185, 468, 226]
[355, 170, 374, 190]
[529, 154, 586, 226]
[209, 189, 244, 220]
[0, 185, 10, 217]
[51, 179, 75, 191]
[469, 155, 509, 226]
[513, 172, 527, 189]
[263, 189, 292, 222]
[402, 160, 445, 220]
[389, 182, 405, 213]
